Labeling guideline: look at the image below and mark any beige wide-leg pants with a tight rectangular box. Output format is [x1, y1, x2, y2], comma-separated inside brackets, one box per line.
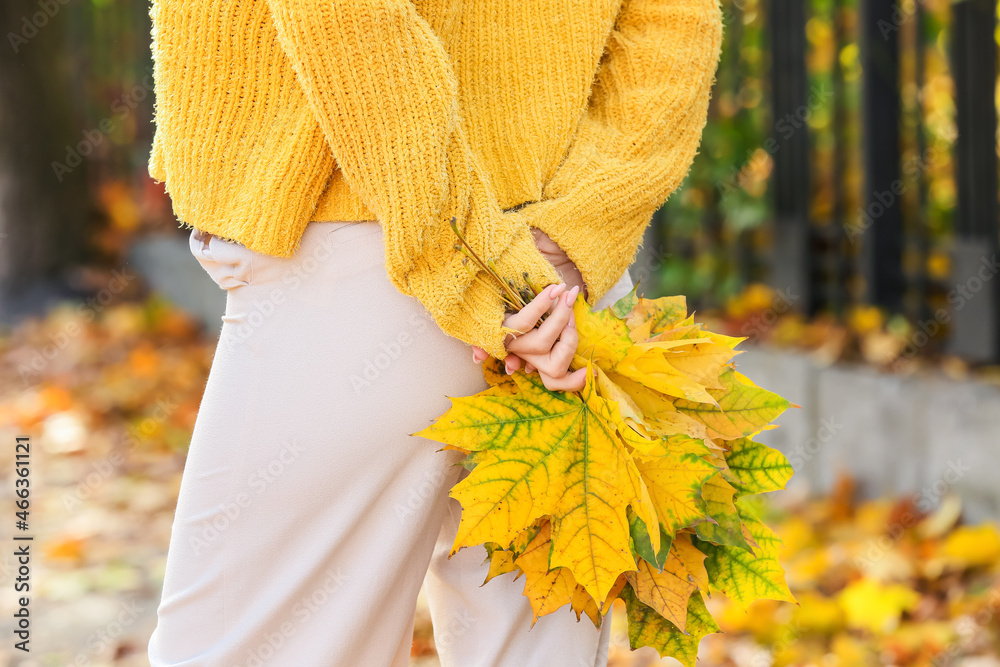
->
[147, 220, 635, 667]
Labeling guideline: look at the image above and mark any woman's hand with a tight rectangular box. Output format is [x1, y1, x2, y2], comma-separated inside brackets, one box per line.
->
[471, 282, 588, 392]
[470, 228, 588, 392]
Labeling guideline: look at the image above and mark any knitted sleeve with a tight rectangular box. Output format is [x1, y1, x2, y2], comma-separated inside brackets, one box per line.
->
[264, 0, 561, 360]
[519, 0, 724, 307]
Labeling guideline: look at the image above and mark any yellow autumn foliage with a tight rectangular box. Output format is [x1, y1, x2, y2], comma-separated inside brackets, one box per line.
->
[415, 289, 796, 665]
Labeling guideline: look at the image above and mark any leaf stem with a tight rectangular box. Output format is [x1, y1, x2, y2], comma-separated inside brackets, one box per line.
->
[451, 217, 528, 311]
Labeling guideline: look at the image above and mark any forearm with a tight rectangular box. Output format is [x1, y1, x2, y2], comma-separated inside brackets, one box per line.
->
[521, 0, 723, 306]
[265, 0, 561, 357]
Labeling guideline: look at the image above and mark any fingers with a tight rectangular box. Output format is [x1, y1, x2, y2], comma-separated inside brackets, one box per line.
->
[504, 283, 566, 338]
[509, 285, 579, 357]
[544, 308, 579, 373]
[475, 284, 564, 364]
[505, 307, 580, 385]
[496, 281, 586, 392]
[524, 309, 577, 378]
[505, 348, 586, 390]
[539, 367, 588, 392]
[504, 354, 523, 374]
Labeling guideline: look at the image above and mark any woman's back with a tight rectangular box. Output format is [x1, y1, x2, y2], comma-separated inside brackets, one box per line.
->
[149, 0, 721, 361]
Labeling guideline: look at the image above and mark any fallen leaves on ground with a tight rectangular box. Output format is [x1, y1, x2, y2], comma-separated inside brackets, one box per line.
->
[2, 294, 999, 666]
[665, 484, 1000, 667]
[714, 283, 1000, 383]
[0, 294, 212, 665]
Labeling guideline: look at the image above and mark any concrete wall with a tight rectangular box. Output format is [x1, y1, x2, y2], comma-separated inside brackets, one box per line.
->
[736, 347, 1000, 522]
[127, 234, 226, 337]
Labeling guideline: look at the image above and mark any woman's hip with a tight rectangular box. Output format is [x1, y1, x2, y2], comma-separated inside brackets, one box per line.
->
[190, 221, 489, 404]
[186, 219, 635, 407]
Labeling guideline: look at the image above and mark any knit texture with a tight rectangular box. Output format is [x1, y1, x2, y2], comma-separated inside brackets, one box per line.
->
[148, 0, 723, 359]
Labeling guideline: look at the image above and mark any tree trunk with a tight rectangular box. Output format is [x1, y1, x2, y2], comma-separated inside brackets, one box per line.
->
[0, 0, 94, 321]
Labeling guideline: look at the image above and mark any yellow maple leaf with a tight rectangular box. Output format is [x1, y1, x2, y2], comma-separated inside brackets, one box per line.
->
[702, 507, 796, 611]
[512, 521, 580, 625]
[571, 298, 634, 368]
[625, 552, 698, 632]
[837, 578, 920, 634]
[603, 373, 709, 439]
[414, 366, 640, 603]
[593, 365, 647, 428]
[481, 356, 517, 391]
[481, 545, 516, 585]
[695, 472, 748, 549]
[723, 438, 794, 495]
[940, 523, 1000, 568]
[570, 584, 602, 626]
[622, 587, 720, 667]
[673, 369, 791, 440]
[575, 297, 739, 404]
[645, 323, 743, 389]
[635, 446, 719, 537]
[673, 532, 710, 591]
[613, 344, 721, 404]
[512, 521, 627, 628]
[619, 294, 689, 338]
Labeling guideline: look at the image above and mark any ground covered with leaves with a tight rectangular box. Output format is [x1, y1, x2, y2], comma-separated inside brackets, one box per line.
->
[714, 284, 1000, 383]
[1, 295, 998, 666]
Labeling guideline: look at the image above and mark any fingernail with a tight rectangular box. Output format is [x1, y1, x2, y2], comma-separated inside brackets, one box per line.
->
[505, 363, 514, 375]
[564, 286, 579, 307]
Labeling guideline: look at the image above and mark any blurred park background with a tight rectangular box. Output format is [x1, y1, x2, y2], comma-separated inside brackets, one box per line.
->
[0, 0, 999, 664]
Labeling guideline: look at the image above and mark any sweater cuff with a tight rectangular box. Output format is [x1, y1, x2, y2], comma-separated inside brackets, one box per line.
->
[517, 197, 645, 310]
[451, 223, 562, 360]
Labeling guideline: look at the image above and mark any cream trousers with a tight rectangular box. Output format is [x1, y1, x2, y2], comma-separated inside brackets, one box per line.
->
[147, 221, 635, 667]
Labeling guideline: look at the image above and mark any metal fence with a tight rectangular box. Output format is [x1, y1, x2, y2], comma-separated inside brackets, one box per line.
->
[56, 0, 1000, 363]
[651, 0, 999, 363]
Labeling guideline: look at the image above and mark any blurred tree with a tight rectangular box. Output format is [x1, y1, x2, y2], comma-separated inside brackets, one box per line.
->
[0, 0, 95, 322]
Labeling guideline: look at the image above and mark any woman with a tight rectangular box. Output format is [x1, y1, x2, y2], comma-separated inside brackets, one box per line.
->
[146, 0, 722, 665]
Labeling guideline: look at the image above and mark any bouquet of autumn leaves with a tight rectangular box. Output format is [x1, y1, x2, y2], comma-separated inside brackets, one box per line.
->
[414, 223, 798, 665]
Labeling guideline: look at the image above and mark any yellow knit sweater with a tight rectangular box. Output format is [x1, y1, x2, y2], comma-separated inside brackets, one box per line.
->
[148, 0, 723, 359]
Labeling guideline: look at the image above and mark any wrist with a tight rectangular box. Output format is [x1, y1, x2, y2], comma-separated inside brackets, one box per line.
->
[528, 227, 587, 300]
